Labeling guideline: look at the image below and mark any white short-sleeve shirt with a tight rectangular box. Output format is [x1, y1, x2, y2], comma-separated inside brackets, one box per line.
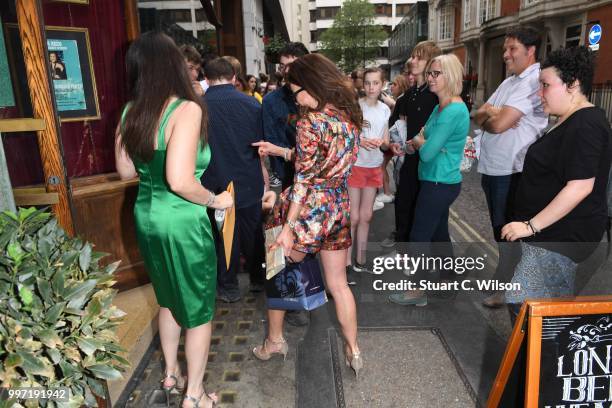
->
[355, 100, 390, 168]
[477, 63, 549, 176]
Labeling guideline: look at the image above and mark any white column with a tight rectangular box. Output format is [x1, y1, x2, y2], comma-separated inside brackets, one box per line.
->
[476, 38, 486, 106]
[189, 0, 197, 38]
[0, 135, 16, 212]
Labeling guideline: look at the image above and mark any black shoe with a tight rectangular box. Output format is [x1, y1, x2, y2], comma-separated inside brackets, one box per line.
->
[249, 282, 265, 293]
[345, 266, 357, 286]
[284, 310, 309, 327]
[217, 290, 241, 303]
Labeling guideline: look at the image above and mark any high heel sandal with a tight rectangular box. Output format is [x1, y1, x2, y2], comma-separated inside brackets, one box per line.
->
[161, 373, 185, 407]
[252, 337, 289, 361]
[182, 390, 218, 408]
[344, 345, 363, 379]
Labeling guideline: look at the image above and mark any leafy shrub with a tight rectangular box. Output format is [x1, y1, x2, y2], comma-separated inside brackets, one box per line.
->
[0, 208, 128, 407]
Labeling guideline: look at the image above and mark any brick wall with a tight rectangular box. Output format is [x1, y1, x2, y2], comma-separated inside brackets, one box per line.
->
[501, 0, 520, 17]
[587, 4, 612, 84]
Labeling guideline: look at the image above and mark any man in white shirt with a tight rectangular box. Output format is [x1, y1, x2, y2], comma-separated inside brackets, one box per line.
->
[474, 26, 548, 308]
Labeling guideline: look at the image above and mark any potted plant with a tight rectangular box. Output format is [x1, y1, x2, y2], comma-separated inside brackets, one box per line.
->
[0, 208, 128, 407]
[263, 34, 287, 64]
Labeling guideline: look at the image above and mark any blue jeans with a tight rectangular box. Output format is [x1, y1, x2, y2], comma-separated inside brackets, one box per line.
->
[481, 174, 522, 284]
[410, 181, 461, 242]
[409, 181, 461, 280]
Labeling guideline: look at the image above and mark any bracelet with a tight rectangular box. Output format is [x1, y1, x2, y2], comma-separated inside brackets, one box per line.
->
[523, 221, 534, 236]
[205, 191, 216, 207]
[528, 219, 540, 234]
[286, 219, 297, 231]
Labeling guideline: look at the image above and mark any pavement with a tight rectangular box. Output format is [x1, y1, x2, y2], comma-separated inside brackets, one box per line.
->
[115, 162, 612, 408]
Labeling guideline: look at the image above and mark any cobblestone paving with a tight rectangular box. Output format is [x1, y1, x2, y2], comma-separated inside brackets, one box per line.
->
[119, 276, 307, 408]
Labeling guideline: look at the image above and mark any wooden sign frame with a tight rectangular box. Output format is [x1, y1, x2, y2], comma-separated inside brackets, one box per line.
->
[487, 295, 612, 408]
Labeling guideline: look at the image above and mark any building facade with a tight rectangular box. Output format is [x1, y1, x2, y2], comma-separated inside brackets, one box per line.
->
[138, 0, 290, 76]
[388, 1, 429, 76]
[428, 0, 612, 111]
[308, 0, 418, 66]
[281, 0, 312, 49]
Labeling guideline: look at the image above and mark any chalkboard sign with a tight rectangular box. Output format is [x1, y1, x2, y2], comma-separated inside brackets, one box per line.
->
[488, 296, 612, 408]
[540, 314, 611, 407]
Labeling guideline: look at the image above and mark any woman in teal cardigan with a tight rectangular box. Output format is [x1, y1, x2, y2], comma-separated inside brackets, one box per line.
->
[389, 53, 470, 306]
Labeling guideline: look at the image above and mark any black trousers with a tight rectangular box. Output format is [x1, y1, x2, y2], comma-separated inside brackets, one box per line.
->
[209, 202, 265, 294]
[394, 154, 420, 242]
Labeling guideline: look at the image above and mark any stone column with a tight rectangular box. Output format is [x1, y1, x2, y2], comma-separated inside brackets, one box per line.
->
[475, 38, 486, 106]
[0, 134, 16, 213]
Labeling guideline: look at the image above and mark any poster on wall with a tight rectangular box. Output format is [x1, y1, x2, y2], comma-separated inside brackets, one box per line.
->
[46, 26, 100, 122]
[0, 18, 16, 108]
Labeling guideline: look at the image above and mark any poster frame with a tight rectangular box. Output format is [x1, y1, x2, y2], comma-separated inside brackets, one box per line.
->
[45, 25, 100, 122]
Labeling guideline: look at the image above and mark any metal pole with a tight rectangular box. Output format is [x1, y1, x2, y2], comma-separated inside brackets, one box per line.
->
[363, 24, 366, 68]
[0, 134, 16, 213]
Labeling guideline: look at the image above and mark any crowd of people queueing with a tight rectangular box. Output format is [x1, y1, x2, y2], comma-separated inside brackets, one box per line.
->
[114, 26, 611, 407]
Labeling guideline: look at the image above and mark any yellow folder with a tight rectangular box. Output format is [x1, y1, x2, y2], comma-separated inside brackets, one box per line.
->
[222, 182, 235, 270]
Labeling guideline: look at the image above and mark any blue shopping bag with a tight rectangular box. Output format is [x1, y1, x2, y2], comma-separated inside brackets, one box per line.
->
[265, 255, 328, 311]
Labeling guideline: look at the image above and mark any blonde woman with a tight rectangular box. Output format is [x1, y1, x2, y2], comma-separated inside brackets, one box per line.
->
[390, 53, 470, 306]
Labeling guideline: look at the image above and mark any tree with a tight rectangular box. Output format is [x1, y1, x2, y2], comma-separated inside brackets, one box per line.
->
[319, 0, 388, 73]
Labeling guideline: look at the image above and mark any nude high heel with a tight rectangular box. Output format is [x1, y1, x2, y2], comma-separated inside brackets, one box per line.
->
[344, 345, 363, 379]
[252, 337, 289, 361]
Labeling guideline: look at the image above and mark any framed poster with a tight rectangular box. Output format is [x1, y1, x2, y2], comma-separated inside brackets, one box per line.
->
[48, 1, 90, 4]
[45, 26, 100, 122]
[0, 18, 16, 108]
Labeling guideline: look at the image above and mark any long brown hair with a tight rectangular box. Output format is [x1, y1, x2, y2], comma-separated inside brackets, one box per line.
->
[286, 54, 362, 131]
[122, 32, 207, 162]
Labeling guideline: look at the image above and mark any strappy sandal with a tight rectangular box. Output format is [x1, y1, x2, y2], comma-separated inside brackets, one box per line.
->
[161, 373, 185, 407]
[182, 390, 218, 408]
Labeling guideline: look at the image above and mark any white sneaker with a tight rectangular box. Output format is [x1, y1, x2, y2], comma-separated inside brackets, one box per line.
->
[376, 193, 394, 203]
[373, 200, 384, 211]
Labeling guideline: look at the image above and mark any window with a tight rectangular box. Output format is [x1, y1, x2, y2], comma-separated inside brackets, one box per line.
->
[310, 10, 316, 22]
[318, 7, 339, 19]
[396, 4, 411, 16]
[565, 24, 582, 48]
[310, 30, 317, 42]
[439, 5, 453, 40]
[478, 0, 496, 24]
[463, 0, 471, 29]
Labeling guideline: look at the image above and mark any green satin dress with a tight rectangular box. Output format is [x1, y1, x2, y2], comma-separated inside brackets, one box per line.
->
[130, 99, 216, 328]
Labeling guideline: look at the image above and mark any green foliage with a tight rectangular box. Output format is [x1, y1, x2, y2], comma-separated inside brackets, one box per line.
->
[263, 34, 287, 63]
[0, 208, 128, 407]
[319, 0, 388, 72]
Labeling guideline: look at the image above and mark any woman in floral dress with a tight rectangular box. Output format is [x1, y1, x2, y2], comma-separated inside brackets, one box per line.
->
[252, 53, 364, 377]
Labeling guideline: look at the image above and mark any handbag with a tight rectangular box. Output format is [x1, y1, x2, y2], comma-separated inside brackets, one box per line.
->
[265, 255, 328, 311]
[264, 226, 285, 280]
[460, 136, 477, 173]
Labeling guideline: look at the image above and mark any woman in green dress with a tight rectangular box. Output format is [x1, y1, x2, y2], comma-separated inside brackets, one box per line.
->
[115, 32, 232, 408]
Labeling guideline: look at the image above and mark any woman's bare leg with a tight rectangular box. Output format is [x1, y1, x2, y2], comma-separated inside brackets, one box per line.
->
[382, 156, 392, 195]
[355, 187, 377, 265]
[321, 249, 359, 354]
[183, 322, 213, 405]
[347, 187, 362, 266]
[159, 308, 183, 386]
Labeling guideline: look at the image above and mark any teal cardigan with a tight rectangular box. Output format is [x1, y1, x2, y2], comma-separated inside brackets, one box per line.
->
[418, 102, 470, 184]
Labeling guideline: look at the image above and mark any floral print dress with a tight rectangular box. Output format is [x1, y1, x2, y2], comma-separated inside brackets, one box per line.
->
[269, 104, 360, 253]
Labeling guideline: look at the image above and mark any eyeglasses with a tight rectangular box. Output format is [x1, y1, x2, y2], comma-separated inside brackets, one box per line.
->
[426, 70, 443, 79]
[292, 87, 305, 97]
